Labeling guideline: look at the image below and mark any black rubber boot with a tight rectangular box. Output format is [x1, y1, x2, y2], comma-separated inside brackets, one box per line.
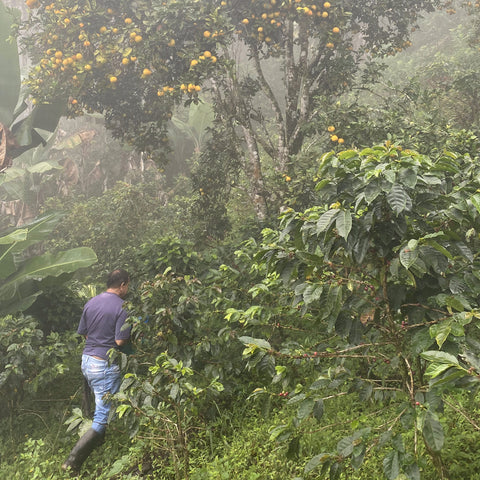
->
[61, 428, 104, 473]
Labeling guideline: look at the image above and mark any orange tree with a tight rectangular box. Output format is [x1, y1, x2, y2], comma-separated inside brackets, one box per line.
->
[19, 0, 451, 223]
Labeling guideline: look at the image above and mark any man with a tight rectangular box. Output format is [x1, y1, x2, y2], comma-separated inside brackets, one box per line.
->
[62, 268, 131, 472]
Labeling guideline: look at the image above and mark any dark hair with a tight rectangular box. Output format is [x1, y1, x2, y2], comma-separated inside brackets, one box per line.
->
[107, 269, 130, 288]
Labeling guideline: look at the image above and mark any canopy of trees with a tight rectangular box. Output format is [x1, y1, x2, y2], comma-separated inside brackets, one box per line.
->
[20, 0, 451, 220]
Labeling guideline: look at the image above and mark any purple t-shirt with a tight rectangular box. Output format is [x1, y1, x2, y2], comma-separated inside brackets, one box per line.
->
[77, 291, 131, 360]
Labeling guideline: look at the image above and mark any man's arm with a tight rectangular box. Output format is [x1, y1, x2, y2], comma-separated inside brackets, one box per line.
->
[115, 338, 128, 346]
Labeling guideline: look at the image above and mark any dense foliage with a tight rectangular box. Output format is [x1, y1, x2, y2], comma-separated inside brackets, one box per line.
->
[18, 0, 454, 221]
[97, 143, 480, 480]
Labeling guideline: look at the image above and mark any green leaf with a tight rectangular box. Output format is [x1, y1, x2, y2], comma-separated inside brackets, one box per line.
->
[304, 453, 331, 474]
[387, 183, 410, 215]
[336, 210, 352, 240]
[313, 399, 324, 421]
[424, 363, 453, 379]
[287, 393, 307, 405]
[316, 209, 339, 234]
[318, 151, 335, 170]
[429, 369, 467, 388]
[326, 284, 343, 320]
[433, 156, 460, 174]
[238, 336, 271, 350]
[12, 101, 65, 149]
[26, 160, 62, 174]
[269, 424, 289, 442]
[337, 150, 357, 160]
[0, 228, 28, 245]
[400, 243, 418, 269]
[303, 284, 323, 305]
[422, 411, 444, 452]
[453, 242, 473, 263]
[399, 167, 417, 189]
[315, 178, 330, 191]
[351, 444, 366, 470]
[116, 404, 131, 419]
[106, 454, 130, 477]
[423, 240, 453, 260]
[404, 463, 421, 480]
[445, 295, 470, 312]
[11, 213, 60, 252]
[364, 180, 382, 204]
[383, 450, 400, 480]
[337, 436, 354, 457]
[297, 399, 314, 420]
[429, 320, 453, 348]
[470, 193, 480, 215]
[421, 351, 459, 365]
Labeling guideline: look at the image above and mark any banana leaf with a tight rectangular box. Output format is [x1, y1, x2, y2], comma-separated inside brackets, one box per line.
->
[0, 246, 97, 315]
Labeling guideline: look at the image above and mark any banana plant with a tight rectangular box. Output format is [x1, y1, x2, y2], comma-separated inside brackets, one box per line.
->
[169, 101, 214, 161]
[0, 213, 97, 315]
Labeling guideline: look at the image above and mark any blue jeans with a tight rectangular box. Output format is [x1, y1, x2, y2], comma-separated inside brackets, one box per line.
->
[81, 355, 122, 433]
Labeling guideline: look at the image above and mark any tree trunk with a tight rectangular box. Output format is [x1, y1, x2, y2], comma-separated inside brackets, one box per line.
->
[242, 125, 268, 221]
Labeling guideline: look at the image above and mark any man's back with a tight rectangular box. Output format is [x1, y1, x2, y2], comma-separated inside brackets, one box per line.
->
[78, 291, 129, 360]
